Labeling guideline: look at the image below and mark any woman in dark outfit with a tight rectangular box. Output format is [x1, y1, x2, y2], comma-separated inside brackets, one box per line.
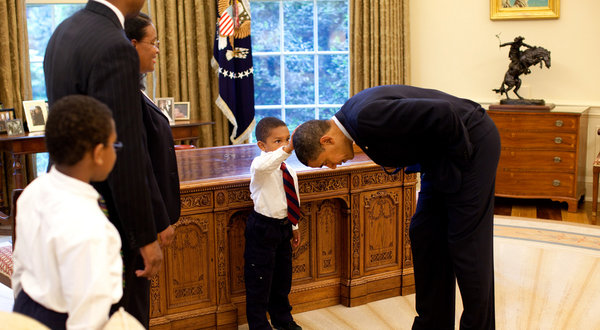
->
[124, 15, 181, 324]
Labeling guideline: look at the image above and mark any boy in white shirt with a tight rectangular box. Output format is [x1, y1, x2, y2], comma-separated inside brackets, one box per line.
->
[12, 95, 123, 330]
[245, 117, 302, 330]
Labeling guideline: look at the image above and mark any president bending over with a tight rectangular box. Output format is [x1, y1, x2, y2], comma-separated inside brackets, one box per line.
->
[293, 85, 500, 330]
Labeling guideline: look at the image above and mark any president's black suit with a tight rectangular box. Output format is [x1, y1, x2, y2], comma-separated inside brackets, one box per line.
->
[335, 85, 500, 329]
[44, 2, 157, 326]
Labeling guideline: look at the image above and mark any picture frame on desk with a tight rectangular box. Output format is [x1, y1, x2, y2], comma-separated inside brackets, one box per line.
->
[490, 0, 559, 20]
[6, 119, 24, 136]
[173, 102, 190, 120]
[155, 97, 175, 123]
[22, 100, 48, 132]
[0, 108, 16, 133]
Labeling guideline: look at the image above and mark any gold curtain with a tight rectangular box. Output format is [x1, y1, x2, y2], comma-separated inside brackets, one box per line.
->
[349, 0, 410, 96]
[0, 0, 33, 210]
[0, 0, 31, 114]
[147, 0, 228, 147]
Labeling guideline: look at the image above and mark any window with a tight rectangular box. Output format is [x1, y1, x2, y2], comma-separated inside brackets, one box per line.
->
[26, 0, 86, 101]
[251, 0, 349, 141]
[25, 0, 86, 174]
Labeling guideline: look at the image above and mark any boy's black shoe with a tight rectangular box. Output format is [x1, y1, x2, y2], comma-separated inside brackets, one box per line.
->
[272, 320, 302, 330]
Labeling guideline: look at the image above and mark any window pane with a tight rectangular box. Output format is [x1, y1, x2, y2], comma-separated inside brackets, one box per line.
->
[318, 107, 338, 119]
[317, 0, 348, 51]
[26, 4, 85, 101]
[252, 1, 280, 52]
[285, 55, 314, 104]
[30, 62, 46, 101]
[318, 54, 348, 104]
[254, 55, 281, 105]
[285, 107, 315, 130]
[283, 1, 314, 51]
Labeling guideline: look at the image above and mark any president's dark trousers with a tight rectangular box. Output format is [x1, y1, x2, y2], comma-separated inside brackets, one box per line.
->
[409, 116, 500, 330]
[244, 210, 294, 330]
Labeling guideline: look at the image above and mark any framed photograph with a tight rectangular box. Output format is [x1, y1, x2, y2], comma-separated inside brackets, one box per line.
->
[173, 102, 190, 120]
[22, 100, 48, 132]
[490, 0, 559, 20]
[0, 108, 15, 133]
[155, 97, 175, 123]
[6, 119, 24, 136]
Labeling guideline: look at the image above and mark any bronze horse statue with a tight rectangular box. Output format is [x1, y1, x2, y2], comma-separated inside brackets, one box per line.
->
[493, 46, 551, 99]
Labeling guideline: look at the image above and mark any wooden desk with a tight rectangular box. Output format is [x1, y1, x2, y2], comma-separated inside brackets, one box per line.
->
[149, 144, 417, 329]
[0, 120, 214, 205]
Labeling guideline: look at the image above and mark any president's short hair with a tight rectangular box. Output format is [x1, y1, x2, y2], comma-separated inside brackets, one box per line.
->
[292, 119, 331, 166]
[45, 95, 114, 166]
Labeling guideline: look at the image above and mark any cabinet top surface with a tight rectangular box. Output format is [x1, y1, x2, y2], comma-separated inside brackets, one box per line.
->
[485, 105, 589, 115]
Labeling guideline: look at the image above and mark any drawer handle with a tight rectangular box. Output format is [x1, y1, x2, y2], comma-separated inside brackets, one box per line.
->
[554, 137, 563, 144]
[554, 156, 561, 163]
[555, 120, 563, 127]
[553, 179, 561, 187]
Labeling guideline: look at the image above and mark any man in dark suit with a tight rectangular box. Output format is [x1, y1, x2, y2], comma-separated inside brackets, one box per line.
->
[293, 85, 500, 330]
[44, 0, 162, 327]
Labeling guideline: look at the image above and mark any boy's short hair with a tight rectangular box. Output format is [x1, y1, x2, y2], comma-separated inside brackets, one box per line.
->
[45, 95, 114, 166]
[255, 117, 287, 142]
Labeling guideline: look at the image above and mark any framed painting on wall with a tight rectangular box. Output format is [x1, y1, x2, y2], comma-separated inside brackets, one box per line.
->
[490, 0, 559, 20]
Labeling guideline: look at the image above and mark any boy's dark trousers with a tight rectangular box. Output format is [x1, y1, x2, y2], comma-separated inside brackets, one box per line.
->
[244, 210, 294, 330]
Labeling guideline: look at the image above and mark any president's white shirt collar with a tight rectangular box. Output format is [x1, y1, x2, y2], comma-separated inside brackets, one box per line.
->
[332, 116, 354, 142]
[94, 0, 125, 28]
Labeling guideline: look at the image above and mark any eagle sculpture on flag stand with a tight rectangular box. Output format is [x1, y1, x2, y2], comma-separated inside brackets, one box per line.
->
[212, 0, 255, 144]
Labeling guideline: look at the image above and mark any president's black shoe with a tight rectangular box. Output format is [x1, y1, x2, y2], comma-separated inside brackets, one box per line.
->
[272, 320, 302, 330]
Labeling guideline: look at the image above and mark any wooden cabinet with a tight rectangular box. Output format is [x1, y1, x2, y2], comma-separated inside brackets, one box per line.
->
[488, 106, 589, 212]
[149, 144, 417, 329]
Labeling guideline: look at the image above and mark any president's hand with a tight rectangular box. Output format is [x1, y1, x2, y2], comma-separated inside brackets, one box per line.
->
[136, 240, 163, 278]
[158, 225, 175, 247]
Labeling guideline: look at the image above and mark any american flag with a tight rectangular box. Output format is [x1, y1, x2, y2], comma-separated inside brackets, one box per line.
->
[213, 0, 255, 144]
[219, 8, 234, 36]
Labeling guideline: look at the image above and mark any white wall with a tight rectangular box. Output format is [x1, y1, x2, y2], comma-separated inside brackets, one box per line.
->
[409, 0, 600, 201]
[409, 0, 600, 106]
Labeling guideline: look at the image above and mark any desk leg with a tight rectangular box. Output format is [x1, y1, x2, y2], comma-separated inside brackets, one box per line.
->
[12, 154, 24, 189]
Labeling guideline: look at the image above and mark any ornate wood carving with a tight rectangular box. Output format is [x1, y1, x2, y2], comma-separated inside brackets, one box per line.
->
[351, 194, 361, 276]
[403, 186, 415, 268]
[364, 190, 400, 270]
[316, 199, 340, 277]
[292, 203, 311, 280]
[167, 215, 212, 308]
[299, 175, 348, 194]
[180, 192, 212, 210]
[228, 210, 249, 296]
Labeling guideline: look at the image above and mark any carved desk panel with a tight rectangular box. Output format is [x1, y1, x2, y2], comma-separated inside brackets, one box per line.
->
[149, 144, 417, 329]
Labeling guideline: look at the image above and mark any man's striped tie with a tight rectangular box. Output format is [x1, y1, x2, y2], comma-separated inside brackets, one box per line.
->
[280, 162, 300, 225]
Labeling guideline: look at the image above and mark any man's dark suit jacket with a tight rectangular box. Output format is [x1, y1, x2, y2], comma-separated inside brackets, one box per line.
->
[335, 85, 489, 193]
[141, 93, 181, 229]
[44, 1, 157, 249]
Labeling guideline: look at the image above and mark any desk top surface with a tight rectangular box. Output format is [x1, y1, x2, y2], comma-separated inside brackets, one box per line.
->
[176, 144, 378, 188]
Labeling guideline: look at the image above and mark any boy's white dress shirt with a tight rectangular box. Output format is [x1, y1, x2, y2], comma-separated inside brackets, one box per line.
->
[250, 147, 300, 230]
[12, 166, 123, 330]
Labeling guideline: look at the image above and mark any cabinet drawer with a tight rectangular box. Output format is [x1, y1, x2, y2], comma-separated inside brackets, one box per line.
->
[499, 131, 577, 150]
[489, 112, 578, 132]
[498, 150, 575, 172]
[495, 171, 574, 197]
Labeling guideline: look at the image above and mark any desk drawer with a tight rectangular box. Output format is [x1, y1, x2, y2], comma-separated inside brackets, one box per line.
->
[498, 131, 577, 150]
[498, 150, 575, 172]
[495, 171, 574, 197]
[489, 113, 578, 132]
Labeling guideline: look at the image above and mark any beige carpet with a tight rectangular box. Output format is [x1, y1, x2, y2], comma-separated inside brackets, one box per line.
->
[240, 215, 600, 329]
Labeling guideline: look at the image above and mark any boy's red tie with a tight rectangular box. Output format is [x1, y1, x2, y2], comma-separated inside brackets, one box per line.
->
[280, 162, 300, 225]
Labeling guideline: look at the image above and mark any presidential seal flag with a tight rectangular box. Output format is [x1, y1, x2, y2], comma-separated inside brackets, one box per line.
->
[212, 0, 255, 144]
